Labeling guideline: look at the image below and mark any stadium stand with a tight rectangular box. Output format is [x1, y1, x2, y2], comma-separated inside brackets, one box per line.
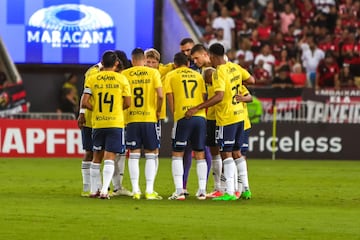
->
[181, 0, 360, 89]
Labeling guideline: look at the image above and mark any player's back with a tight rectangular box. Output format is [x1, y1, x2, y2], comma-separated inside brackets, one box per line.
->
[122, 66, 162, 123]
[213, 61, 250, 126]
[86, 70, 130, 129]
[165, 66, 206, 121]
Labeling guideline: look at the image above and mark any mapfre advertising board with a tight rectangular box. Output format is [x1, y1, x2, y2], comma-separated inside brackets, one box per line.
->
[1, 120, 359, 159]
[0, 119, 83, 157]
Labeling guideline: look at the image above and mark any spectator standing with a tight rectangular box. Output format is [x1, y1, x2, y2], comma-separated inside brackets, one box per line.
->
[256, 15, 272, 43]
[57, 73, 79, 116]
[300, 35, 325, 87]
[274, 49, 294, 76]
[279, 3, 296, 34]
[254, 44, 276, 78]
[315, 51, 340, 89]
[212, 6, 236, 49]
[338, 63, 355, 88]
[58, 88, 78, 116]
[253, 60, 271, 86]
[236, 38, 254, 70]
[208, 28, 231, 52]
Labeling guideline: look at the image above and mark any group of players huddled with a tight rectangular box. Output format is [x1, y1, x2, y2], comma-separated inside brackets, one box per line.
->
[78, 38, 255, 201]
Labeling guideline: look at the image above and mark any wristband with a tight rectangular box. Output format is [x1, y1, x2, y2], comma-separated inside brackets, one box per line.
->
[79, 108, 86, 114]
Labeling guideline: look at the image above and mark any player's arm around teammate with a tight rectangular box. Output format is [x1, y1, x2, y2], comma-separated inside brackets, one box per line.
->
[185, 43, 255, 201]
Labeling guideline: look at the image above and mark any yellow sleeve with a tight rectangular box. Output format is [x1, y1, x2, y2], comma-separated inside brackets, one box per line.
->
[212, 68, 225, 92]
[240, 85, 250, 96]
[164, 73, 172, 94]
[121, 76, 131, 97]
[239, 66, 251, 81]
[153, 69, 162, 89]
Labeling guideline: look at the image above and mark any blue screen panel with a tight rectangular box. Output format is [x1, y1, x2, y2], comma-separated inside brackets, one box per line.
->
[0, 0, 154, 64]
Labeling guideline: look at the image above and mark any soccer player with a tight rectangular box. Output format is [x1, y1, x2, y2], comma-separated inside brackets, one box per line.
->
[180, 38, 196, 68]
[122, 48, 164, 200]
[77, 62, 101, 197]
[81, 50, 131, 199]
[185, 43, 255, 201]
[235, 85, 253, 199]
[179, 39, 213, 196]
[190, 44, 222, 196]
[165, 52, 208, 200]
[111, 50, 133, 197]
[144, 48, 174, 178]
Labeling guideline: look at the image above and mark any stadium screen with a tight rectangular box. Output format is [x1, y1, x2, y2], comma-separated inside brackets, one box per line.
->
[0, 0, 154, 64]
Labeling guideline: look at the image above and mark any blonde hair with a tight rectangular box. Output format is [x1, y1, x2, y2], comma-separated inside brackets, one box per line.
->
[144, 48, 160, 62]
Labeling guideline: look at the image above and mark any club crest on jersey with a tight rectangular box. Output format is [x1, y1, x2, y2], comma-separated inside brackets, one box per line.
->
[26, 4, 115, 48]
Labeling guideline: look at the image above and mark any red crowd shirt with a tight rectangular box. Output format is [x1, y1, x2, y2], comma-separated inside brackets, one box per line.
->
[317, 61, 339, 87]
[257, 25, 272, 41]
[254, 67, 271, 85]
[318, 42, 338, 52]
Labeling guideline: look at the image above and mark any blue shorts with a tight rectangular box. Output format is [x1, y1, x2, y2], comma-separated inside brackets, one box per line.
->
[206, 120, 216, 147]
[216, 121, 244, 152]
[81, 127, 93, 151]
[240, 128, 250, 156]
[172, 116, 206, 152]
[92, 128, 125, 154]
[125, 122, 159, 150]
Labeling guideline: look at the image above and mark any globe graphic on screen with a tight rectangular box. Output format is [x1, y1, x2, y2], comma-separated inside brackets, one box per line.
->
[28, 4, 114, 31]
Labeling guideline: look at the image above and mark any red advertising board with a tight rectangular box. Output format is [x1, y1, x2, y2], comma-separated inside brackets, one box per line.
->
[0, 119, 83, 157]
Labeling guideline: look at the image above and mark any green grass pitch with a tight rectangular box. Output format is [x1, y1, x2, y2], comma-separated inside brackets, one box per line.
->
[0, 158, 359, 240]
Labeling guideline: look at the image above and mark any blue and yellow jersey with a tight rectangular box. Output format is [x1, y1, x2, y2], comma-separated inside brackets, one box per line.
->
[84, 70, 131, 129]
[122, 66, 162, 123]
[165, 66, 206, 122]
[212, 61, 250, 126]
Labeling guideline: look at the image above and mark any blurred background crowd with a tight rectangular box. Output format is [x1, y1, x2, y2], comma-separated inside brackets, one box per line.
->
[183, 0, 360, 89]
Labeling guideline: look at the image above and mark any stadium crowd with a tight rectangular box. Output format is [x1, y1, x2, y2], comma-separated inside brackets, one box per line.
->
[183, 0, 360, 89]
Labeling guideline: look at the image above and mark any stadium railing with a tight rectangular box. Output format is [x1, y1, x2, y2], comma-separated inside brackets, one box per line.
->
[1, 112, 76, 120]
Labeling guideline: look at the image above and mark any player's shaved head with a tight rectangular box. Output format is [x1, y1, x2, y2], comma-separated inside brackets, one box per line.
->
[209, 43, 225, 56]
[131, 47, 145, 61]
[180, 38, 194, 46]
[190, 44, 208, 55]
[173, 52, 188, 67]
[101, 50, 118, 68]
